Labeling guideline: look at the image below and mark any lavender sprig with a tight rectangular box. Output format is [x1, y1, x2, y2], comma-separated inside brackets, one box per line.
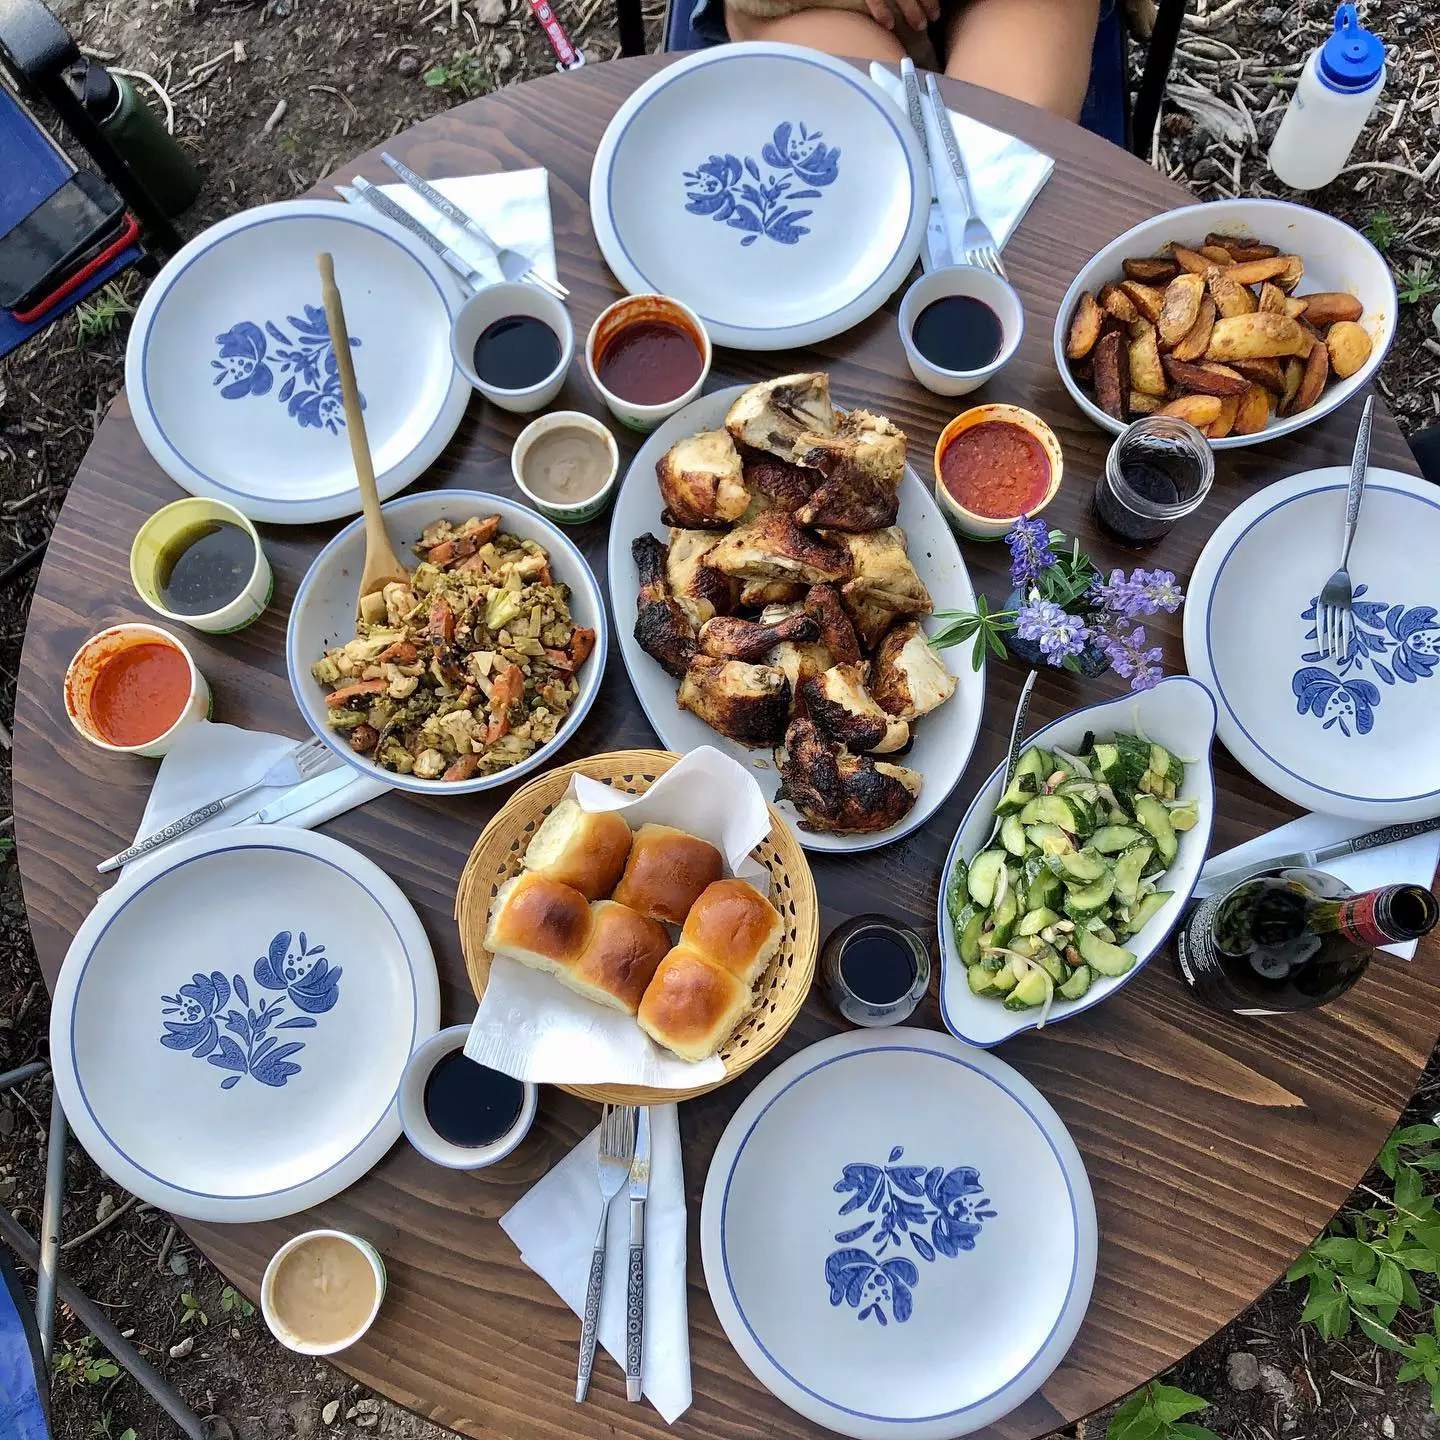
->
[1092, 567, 1185, 620]
[1015, 598, 1090, 663]
[1096, 623, 1166, 691]
[1005, 516, 1056, 591]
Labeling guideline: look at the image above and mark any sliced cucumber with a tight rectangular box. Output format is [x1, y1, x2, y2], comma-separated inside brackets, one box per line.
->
[1064, 871, 1115, 918]
[967, 963, 999, 995]
[945, 857, 969, 933]
[1001, 814, 1028, 858]
[1034, 945, 1068, 985]
[1066, 795, 1096, 837]
[988, 959, 1018, 994]
[1166, 799, 1200, 833]
[1026, 866, 1061, 909]
[967, 849, 1007, 906]
[1060, 848, 1107, 883]
[1133, 794, 1178, 864]
[1124, 890, 1172, 934]
[1091, 824, 1145, 853]
[1081, 916, 1117, 943]
[1077, 929, 1137, 976]
[990, 888, 1019, 947]
[1056, 779, 1100, 802]
[1113, 842, 1154, 907]
[1058, 964, 1093, 1001]
[958, 907, 986, 965]
[1016, 906, 1061, 938]
[1148, 743, 1174, 780]
[1014, 746, 1049, 784]
[1026, 823, 1074, 857]
[1004, 967, 1050, 1010]
[995, 773, 1039, 815]
[1019, 794, 1080, 831]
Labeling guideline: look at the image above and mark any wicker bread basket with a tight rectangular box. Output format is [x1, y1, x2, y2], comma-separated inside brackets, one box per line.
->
[455, 749, 819, 1105]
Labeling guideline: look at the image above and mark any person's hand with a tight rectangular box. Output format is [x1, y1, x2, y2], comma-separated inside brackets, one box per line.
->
[862, 0, 940, 33]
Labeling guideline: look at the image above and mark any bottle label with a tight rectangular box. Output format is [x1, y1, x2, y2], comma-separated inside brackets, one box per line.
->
[1336, 891, 1393, 946]
[1176, 893, 1236, 1009]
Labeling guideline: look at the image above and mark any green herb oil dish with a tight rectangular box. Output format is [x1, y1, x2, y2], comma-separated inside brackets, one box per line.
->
[937, 676, 1218, 1047]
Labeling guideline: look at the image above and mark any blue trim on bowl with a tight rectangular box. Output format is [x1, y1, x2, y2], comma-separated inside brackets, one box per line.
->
[285, 490, 608, 797]
[1203, 481, 1440, 806]
[935, 675, 1218, 1047]
[139, 209, 459, 507]
[719, 1043, 1082, 1423]
[602, 49, 920, 334]
[68, 843, 419, 1202]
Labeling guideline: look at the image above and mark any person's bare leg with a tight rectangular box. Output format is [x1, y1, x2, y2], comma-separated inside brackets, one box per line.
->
[725, 4, 908, 63]
[944, 0, 1099, 120]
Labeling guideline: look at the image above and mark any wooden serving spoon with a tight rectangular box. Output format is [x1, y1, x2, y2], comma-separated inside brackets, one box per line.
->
[316, 251, 409, 621]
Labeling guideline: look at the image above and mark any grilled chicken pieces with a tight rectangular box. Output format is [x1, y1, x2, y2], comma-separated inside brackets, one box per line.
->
[775, 718, 922, 834]
[725, 372, 835, 458]
[800, 664, 910, 754]
[838, 527, 934, 649]
[794, 410, 906, 532]
[706, 510, 852, 586]
[632, 533, 698, 679]
[740, 446, 823, 513]
[699, 613, 819, 662]
[871, 620, 957, 720]
[657, 429, 750, 529]
[678, 657, 791, 746]
[803, 584, 861, 665]
[666, 528, 735, 621]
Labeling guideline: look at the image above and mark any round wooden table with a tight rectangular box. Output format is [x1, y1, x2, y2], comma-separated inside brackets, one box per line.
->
[15, 55, 1440, 1440]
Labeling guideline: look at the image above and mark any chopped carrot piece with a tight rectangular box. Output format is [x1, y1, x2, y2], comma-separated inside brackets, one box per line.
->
[567, 628, 595, 668]
[428, 598, 455, 645]
[324, 678, 387, 707]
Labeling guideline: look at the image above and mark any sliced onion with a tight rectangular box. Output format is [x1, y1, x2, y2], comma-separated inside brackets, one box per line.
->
[1051, 745, 1093, 779]
[1037, 973, 1056, 1029]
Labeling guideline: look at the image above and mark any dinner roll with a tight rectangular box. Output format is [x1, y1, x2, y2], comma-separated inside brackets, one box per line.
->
[484, 873, 593, 975]
[522, 798, 633, 901]
[680, 879, 783, 987]
[567, 901, 671, 1016]
[612, 824, 724, 926]
[637, 945, 752, 1063]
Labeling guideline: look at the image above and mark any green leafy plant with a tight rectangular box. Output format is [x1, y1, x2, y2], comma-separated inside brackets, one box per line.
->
[1364, 208, 1398, 252]
[1397, 260, 1440, 306]
[178, 1291, 208, 1327]
[52, 1335, 120, 1390]
[75, 283, 135, 345]
[1105, 1382, 1220, 1440]
[423, 49, 489, 97]
[91, 1414, 137, 1440]
[220, 1284, 254, 1319]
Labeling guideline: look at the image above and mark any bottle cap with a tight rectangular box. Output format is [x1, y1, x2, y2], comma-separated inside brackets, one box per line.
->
[1319, 3, 1385, 93]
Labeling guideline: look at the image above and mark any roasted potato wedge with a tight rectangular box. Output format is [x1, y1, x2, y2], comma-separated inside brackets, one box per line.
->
[1162, 357, 1248, 396]
[1207, 267, 1258, 319]
[1283, 297, 1308, 319]
[1170, 294, 1217, 363]
[1130, 325, 1167, 396]
[1171, 245, 1213, 276]
[1274, 255, 1305, 292]
[1119, 281, 1167, 324]
[1093, 330, 1128, 421]
[1257, 282, 1287, 315]
[1278, 357, 1304, 415]
[1204, 234, 1280, 262]
[1199, 245, 1235, 265]
[1326, 320, 1372, 379]
[1157, 273, 1206, 349]
[1209, 393, 1242, 440]
[1123, 256, 1179, 285]
[1228, 357, 1288, 394]
[1292, 340, 1330, 412]
[1157, 394, 1223, 429]
[1302, 291, 1366, 327]
[1099, 282, 1140, 324]
[1128, 391, 1163, 415]
[1233, 384, 1271, 436]
[1206, 313, 1308, 361]
[1066, 292, 1104, 360]
[1223, 255, 1292, 287]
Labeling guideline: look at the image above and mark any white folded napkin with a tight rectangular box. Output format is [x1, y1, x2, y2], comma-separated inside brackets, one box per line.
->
[337, 169, 559, 287]
[1200, 813, 1440, 960]
[119, 721, 389, 878]
[465, 747, 770, 1090]
[501, 1105, 690, 1423]
[868, 64, 1054, 270]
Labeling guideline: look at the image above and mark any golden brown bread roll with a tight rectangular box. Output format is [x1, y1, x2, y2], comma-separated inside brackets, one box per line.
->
[483, 873, 593, 974]
[568, 901, 672, 1015]
[612, 824, 724, 925]
[637, 945, 751, 1062]
[680, 879, 783, 987]
[521, 798, 633, 901]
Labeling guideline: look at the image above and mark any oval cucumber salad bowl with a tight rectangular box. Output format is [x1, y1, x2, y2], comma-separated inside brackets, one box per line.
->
[938, 676, 1218, 1047]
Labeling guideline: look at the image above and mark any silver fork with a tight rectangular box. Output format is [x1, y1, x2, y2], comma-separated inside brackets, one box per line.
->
[96, 737, 338, 873]
[576, 1104, 636, 1402]
[1315, 395, 1375, 662]
[924, 73, 1006, 278]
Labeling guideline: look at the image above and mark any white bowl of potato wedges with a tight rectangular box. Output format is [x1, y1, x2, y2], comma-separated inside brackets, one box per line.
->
[1053, 198, 1396, 449]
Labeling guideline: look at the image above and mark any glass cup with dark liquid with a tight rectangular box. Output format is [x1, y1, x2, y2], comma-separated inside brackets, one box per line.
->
[1094, 416, 1215, 544]
[821, 915, 931, 1027]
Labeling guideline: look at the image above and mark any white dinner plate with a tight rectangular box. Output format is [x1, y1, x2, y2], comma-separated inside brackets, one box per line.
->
[1184, 466, 1440, 821]
[125, 200, 471, 524]
[50, 829, 440, 1222]
[606, 383, 985, 853]
[589, 43, 928, 351]
[701, 1028, 1097, 1440]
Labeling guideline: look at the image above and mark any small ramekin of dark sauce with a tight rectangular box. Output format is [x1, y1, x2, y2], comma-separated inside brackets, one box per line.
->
[399, 1025, 537, 1170]
[1095, 415, 1214, 544]
[451, 282, 574, 414]
[585, 293, 711, 431]
[130, 497, 272, 633]
[820, 915, 931, 1027]
[898, 265, 1024, 397]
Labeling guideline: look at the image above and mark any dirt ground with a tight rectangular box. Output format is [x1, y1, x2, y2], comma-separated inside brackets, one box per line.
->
[1, 0, 1439, 1436]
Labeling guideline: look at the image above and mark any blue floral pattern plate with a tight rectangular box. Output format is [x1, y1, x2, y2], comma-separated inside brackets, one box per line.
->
[124, 200, 470, 525]
[589, 42, 928, 351]
[1183, 466, 1440, 822]
[49, 829, 440, 1223]
[700, 1029, 1096, 1439]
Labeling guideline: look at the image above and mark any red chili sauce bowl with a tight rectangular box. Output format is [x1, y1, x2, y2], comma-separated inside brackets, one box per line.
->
[584, 294, 712, 431]
[932, 404, 1064, 540]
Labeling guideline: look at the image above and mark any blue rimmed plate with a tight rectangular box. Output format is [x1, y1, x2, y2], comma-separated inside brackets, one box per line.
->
[125, 200, 471, 525]
[700, 1028, 1096, 1439]
[50, 829, 440, 1223]
[589, 43, 929, 350]
[1183, 466, 1440, 822]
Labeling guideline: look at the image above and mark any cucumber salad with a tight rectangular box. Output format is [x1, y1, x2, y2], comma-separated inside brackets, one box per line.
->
[945, 732, 1200, 1021]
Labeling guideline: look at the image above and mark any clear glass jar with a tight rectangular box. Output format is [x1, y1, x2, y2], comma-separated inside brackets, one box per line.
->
[1094, 416, 1215, 544]
[820, 915, 931, 1027]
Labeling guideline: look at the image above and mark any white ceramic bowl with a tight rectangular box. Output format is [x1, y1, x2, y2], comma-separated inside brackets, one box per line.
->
[898, 265, 1024, 397]
[398, 1025, 537, 1169]
[450, 283, 574, 414]
[584, 293, 712, 432]
[937, 676, 1217, 1047]
[261, 1229, 387, 1355]
[1052, 198, 1397, 449]
[511, 410, 620, 525]
[286, 490, 606, 796]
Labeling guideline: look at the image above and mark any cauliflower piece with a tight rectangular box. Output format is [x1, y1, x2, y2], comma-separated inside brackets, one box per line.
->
[413, 748, 447, 779]
[385, 667, 418, 700]
[383, 583, 417, 626]
[437, 709, 479, 753]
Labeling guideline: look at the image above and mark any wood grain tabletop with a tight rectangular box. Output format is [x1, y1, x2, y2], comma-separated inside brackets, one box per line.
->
[13, 54, 1439, 1440]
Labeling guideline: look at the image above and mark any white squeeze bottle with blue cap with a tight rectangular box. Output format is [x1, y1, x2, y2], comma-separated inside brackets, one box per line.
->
[1268, 3, 1385, 190]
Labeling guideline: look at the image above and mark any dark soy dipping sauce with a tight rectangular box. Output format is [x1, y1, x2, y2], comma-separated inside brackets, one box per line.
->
[473, 315, 561, 390]
[597, 320, 703, 405]
[911, 295, 1004, 373]
[839, 926, 919, 1005]
[423, 1051, 524, 1147]
[1096, 439, 1206, 544]
[156, 521, 256, 615]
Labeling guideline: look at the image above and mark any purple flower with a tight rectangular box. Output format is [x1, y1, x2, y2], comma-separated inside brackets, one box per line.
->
[1004, 517, 1056, 592]
[1097, 623, 1166, 691]
[1015, 598, 1089, 663]
[1092, 568, 1185, 620]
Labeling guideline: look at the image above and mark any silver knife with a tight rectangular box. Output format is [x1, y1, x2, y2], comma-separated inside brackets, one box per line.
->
[381, 151, 494, 251]
[237, 766, 362, 827]
[343, 177, 485, 291]
[1194, 817, 1440, 899]
[625, 1106, 650, 1404]
[900, 59, 950, 270]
